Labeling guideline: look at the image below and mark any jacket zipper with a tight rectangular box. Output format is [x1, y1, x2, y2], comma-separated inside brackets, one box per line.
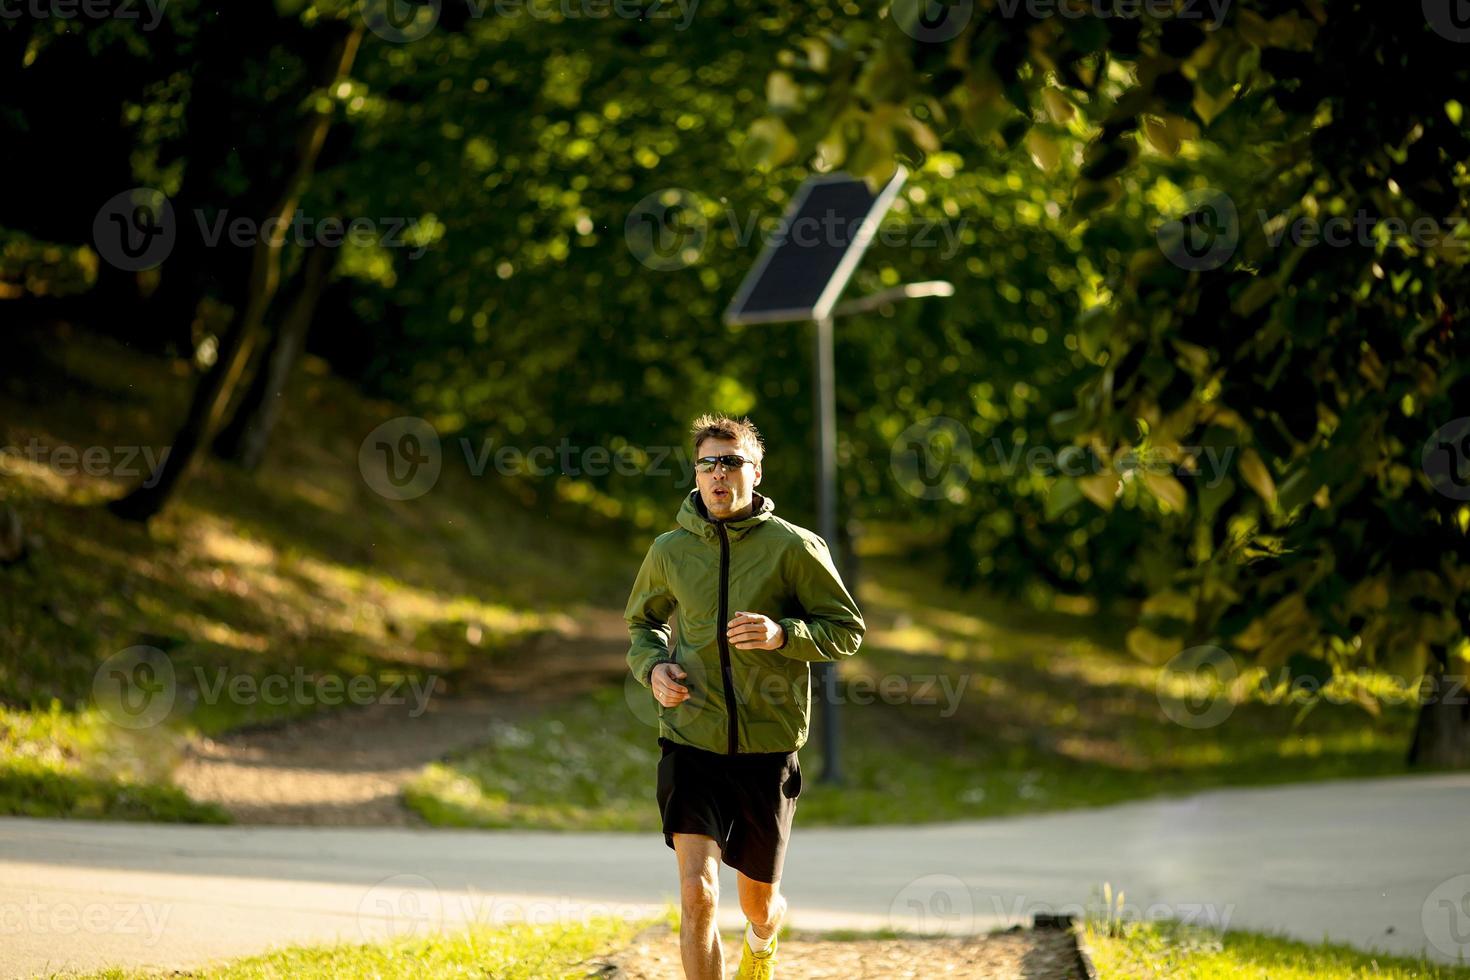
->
[716, 521, 739, 755]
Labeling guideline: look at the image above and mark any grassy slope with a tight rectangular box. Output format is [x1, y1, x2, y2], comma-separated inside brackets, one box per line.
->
[0, 322, 1426, 827]
[0, 322, 641, 820]
[407, 540, 1417, 830]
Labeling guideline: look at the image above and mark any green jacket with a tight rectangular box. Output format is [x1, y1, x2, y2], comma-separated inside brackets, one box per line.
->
[625, 488, 866, 754]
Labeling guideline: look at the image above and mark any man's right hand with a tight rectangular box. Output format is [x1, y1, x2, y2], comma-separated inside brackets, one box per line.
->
[651, 662, 690, 707]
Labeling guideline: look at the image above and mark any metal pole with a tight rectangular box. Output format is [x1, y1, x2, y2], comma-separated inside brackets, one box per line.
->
[813, 314, 843, 784]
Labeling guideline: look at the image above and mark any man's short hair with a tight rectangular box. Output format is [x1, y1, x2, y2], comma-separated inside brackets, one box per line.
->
[691, 413, 765, 465]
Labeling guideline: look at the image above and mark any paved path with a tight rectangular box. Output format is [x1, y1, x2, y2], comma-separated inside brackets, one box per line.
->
[2, 773, 1467, 978]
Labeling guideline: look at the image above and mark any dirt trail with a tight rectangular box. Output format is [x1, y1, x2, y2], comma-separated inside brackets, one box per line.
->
[174, 607, 632, 825]
[586, 924, 1086, 979]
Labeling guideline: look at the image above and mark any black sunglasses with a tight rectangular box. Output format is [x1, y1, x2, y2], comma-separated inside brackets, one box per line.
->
[695, 454, 751, 473]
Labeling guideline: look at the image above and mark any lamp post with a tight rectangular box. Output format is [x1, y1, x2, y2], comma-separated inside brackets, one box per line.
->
[723, 166, 953, 783]
[807, 281, 953, 783]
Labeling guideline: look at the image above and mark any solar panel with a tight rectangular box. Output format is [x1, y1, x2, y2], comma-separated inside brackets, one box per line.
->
[724, 167, 908, 326]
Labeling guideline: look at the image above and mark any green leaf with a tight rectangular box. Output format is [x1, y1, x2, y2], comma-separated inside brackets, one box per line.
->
[1238, 449, 1277, 506]
[1143, 471, 1188, 514]
[1042, 88, 1075, 124]
[1275, 466, 1317, 513]
[1231, 277, 1279, 316]
[1142, 116, 1179, 158]
[1197, 475, 1235, 525]
[1192, 83, 1235, 125]
[766, 71, 801, 111]
[1045, 477, 1085, 519]
[1047, 407, 1090, 440]
[1026, 129, 1061, 172]
[741, 116, 798, 171]
[1079, 472, 1120, 511]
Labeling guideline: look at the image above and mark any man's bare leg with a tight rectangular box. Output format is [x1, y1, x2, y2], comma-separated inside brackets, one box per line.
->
[737, 870, 787, 948]
[672, 833, 723, 979]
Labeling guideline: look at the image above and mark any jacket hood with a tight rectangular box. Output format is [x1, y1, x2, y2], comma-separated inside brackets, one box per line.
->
[676, 487, 776, 542]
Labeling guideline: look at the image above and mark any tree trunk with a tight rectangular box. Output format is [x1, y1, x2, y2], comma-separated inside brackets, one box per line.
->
[1407, 641, 1470, 769]
[106, 24, 362, 523]
[137, 7, 300, 359]
[212, 245, 334, 470]
[0, 504, 26, 565]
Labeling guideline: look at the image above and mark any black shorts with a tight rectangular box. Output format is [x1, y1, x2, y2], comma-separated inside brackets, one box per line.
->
[656, 736, 803, 884]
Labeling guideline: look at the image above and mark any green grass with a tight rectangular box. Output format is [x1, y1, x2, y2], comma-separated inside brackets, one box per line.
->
[0, 702, 227, 822]
[57, 906, 1470, 979]
[58, 913, 954, 980]
[66, 917, 645, 979]
[406, 546, 1420, 830]
[1086, 919, 1470, 979]
[0, 323, 644, 820]
[406, 687, 658, 830]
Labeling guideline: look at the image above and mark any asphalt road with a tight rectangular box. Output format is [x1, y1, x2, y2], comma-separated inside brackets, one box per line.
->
[3, 773, 1468, 977]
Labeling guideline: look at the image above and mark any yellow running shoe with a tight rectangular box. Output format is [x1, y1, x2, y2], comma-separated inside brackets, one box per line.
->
[737, 926, 777, 979]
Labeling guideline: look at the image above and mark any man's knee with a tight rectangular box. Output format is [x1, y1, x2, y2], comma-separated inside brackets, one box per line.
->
[680, 867, 719, 913]
[740, 884, 784, 924]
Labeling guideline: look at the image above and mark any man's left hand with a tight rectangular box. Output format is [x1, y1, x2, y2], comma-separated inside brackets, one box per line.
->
[727, 611, 785, 651]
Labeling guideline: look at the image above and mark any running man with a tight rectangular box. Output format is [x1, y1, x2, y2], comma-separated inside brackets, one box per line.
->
[625, 413, 866, 979]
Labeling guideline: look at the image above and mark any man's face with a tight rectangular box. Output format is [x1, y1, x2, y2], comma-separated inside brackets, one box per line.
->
[694, 436, 761, 520]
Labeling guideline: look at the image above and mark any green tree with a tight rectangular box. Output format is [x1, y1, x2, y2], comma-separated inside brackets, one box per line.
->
[745, 0, 1470, 765]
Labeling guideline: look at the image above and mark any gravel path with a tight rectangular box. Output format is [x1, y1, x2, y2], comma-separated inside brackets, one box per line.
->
[589, 923, 1085, 979]
[174, 694, 532, 825]
[174, 609, 632, 825]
